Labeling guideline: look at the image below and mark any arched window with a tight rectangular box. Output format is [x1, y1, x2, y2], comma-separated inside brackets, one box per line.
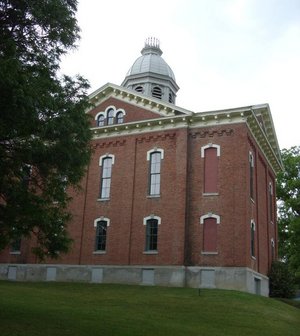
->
[99, 155, 115, 199]
[201, 144, 220, 194]
[249, 152, 255, 200]
[143, 216, 161, 252]
[200, 213, 220, 253]
[152, 86, 162, 99]
[251, 220, 255, 258]
[116, 111, 124, 124]
[107, 108, 114, 125]
[97, 114, 105, 127]
[94, 218, 110, 251]
[147, 148, 164, 196]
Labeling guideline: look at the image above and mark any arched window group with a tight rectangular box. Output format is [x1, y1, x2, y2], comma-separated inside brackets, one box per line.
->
[95, 106, 125, 127]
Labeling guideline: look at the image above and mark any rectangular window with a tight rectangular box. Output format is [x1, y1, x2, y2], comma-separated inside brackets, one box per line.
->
[100, 157, 112, 199]
[149, 152, 161, 196]
[145, 219, 158, 251]
[10, 238, 21, 253]
[95, 221, 107, 251]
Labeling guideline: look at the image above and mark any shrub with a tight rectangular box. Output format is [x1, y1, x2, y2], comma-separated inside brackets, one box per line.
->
[269, 261, 296, 298]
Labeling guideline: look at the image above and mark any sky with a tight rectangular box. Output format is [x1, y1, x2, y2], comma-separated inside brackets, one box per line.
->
[60, 0, 300, 150]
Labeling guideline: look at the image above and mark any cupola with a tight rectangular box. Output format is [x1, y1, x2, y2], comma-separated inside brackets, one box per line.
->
[121, 38, 179, 104]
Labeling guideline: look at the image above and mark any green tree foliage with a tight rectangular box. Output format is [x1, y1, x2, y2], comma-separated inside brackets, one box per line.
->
[269, 261, 295, 298]
[0, 0, 92, 259]
[276, 146, 300, 275]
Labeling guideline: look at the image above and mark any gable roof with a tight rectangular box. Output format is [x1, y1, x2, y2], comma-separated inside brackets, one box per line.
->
[88, 83, 193, 118]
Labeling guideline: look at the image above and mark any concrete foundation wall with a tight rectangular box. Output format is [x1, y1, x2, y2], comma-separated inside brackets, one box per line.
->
[0, 264, 269, 296]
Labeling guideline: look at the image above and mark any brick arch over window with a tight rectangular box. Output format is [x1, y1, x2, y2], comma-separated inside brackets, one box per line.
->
[201, 144, 220, 194]
[200, 213, 220, 253]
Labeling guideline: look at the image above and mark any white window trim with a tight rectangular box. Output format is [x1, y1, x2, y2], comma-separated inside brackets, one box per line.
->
[99, 154, 115, 166]
[200, 213, 221, 224]
[105, 105, 117, 117]
[143, 215, 161, 225]
[115, 108, 126, 116]
[147, 148, 164, 161]
[251, 219, 256, 230]
[94, 217, 110, 227]
[95, 112, 105, 121]
[249, 151, 254, 167]
[201, 143, 220, 158]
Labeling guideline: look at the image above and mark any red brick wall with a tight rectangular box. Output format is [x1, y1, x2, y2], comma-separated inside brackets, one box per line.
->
[0, 109, 278, 278]
[186, 125, 250, 267]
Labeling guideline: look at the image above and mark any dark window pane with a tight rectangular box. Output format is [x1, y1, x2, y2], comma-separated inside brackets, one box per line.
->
[107, 109, 114, 125]
[116, 112, 124, 124]
[97, 115, 105, 126]
[95, 221, 107, 251]
[146, 219, 158, 251]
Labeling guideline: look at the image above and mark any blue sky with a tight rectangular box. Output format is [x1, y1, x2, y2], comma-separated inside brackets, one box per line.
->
[61, 0, 300, 149]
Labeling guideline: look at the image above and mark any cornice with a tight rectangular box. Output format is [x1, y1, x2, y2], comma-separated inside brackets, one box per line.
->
[89, 84, 282, 174]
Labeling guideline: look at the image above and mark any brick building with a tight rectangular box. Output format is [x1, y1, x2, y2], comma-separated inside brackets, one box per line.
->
[0, 38, 282, 295]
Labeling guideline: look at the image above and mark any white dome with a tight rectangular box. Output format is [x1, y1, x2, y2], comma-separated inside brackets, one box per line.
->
[126, 53, 176, 81]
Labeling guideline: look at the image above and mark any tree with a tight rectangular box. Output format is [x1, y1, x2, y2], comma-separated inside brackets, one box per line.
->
[0, 0, 92, 259]
[276, 146, 300, 276]
[269, 261, 295, 298]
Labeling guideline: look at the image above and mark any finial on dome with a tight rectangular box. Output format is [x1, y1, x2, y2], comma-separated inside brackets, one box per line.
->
[142, 37, 162, 56]
[145, 37, 160, 49]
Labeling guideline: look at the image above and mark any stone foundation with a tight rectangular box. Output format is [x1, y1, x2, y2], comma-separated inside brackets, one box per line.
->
[0, 264, 269, 296]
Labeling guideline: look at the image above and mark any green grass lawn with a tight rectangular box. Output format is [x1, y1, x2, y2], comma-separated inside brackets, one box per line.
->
[0, 281, 299, 336]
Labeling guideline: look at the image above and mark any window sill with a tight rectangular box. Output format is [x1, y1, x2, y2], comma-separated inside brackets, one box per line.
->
[250, 197, 255, 204]
[201, 251, 218, 255]
[9, 251, 21, 255]
[93, 251, 107, 255]
[251, 256, 256, 260]
[97, 198, 110, 202]
[143, 251, 158, 255]
[203, 192, 219, 196]
[147, 195, 160, 199]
